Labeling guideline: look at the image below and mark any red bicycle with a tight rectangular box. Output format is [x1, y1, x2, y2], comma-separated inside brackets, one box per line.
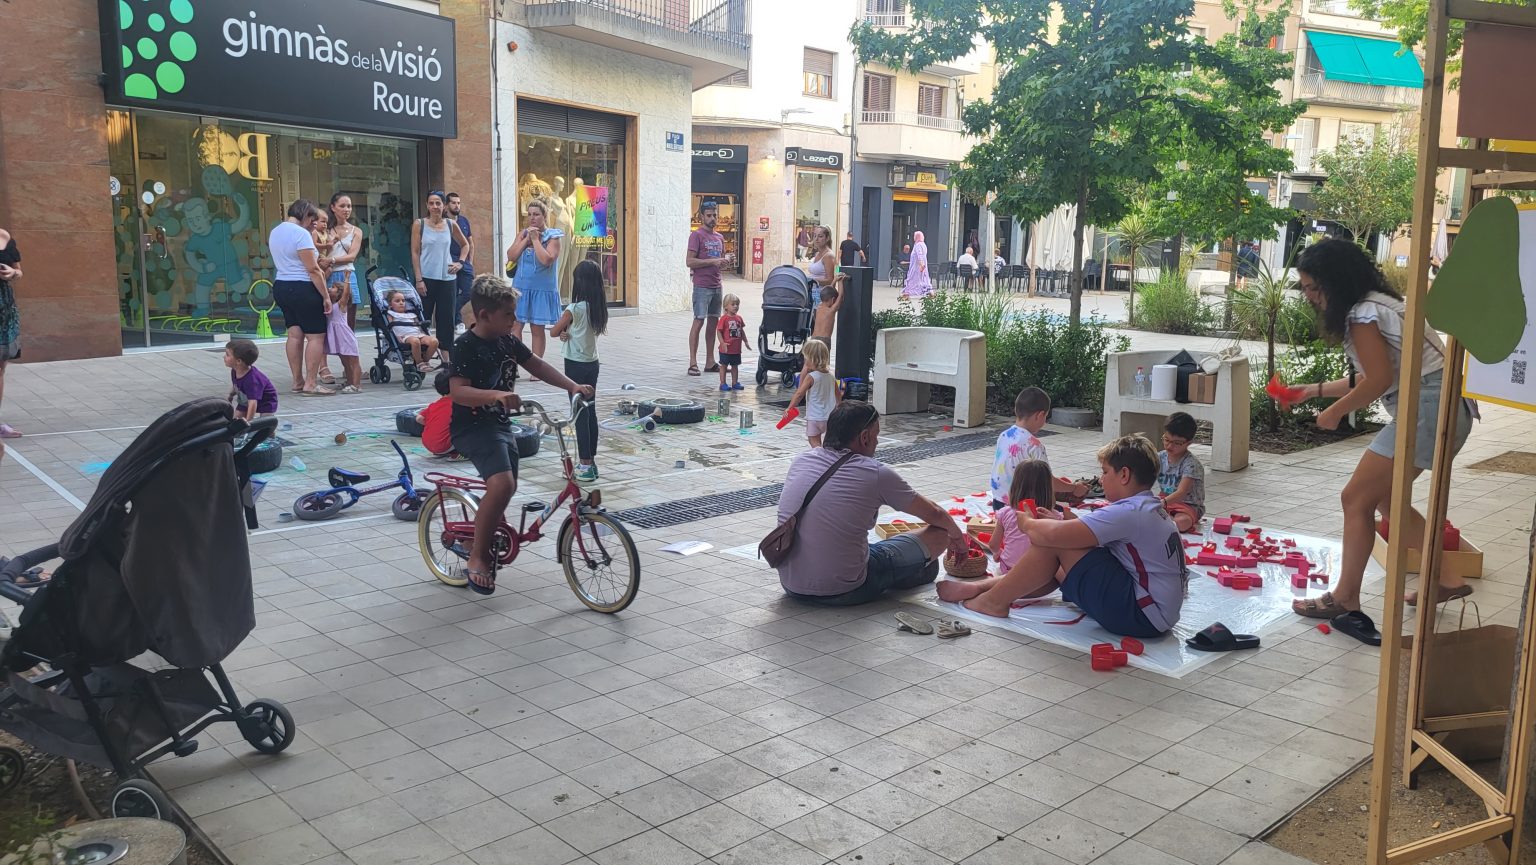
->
[416, 397, 641, 613]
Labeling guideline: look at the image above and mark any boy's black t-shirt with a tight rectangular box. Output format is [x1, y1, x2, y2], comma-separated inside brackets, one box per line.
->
[450, 330, 533, 432]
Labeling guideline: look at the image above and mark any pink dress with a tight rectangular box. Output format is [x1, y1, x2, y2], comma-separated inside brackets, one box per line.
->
[995, 505, 1061, 572]
[326, 296, 359, 358]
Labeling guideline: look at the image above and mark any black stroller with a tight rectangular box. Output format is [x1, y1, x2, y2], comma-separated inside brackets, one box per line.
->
[366, 270, 429, 391]
[756, 265, 814, 387]
[0, 398, 296, 820]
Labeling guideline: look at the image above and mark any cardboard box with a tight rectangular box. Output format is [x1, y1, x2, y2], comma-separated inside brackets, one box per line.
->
[1371, 532, 1484, 581]
[1187, 373, 1217, 404]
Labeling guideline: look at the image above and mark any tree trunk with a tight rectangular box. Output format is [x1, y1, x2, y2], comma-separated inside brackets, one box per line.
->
[1069, 182, 1089, 327]
[1223, 232, 1239, 331]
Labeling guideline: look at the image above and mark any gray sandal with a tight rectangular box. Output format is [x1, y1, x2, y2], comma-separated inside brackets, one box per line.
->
[895, 612, 934, 635]
[937, 620, 972, 639]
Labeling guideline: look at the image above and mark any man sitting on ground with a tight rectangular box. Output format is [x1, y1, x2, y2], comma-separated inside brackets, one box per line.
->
[774, 401, 969, 606]
[939, 434, 1186, 638]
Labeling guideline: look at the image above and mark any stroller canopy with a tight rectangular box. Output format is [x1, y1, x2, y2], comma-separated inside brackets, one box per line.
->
[764, 265, 812, 309]
[36, 399, 256, 669]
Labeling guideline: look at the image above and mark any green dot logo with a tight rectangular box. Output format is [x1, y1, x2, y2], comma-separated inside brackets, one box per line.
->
[118, 0, 195, 100]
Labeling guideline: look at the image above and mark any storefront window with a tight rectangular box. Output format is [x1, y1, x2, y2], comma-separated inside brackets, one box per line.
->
[107, 109, 418, 346]
[794, 170, 839, 260]
[515, 133, 626, 305]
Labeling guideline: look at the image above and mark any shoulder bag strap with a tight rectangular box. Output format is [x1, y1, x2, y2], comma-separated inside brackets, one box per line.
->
[793, 452, 856, 521]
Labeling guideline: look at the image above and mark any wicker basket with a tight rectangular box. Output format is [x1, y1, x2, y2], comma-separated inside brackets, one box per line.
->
[943, 549, 990, 579]
[876, 519, 928, 539]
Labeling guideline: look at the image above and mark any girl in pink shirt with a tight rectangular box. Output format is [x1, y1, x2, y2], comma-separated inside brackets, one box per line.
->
[989, 460, 1063, 572]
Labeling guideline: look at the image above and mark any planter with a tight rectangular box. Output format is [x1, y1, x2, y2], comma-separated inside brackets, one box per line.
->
[1050, 407, 1098, 429]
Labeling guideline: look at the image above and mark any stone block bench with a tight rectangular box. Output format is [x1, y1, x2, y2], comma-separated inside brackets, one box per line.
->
[873, 327, 987, 428]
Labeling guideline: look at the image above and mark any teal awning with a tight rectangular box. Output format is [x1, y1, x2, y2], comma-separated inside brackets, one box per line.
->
[1307, 30, 1424, 88]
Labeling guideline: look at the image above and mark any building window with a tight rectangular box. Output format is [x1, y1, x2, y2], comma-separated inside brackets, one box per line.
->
[862, 72, 893, 119]
[719, 69, 748, 87]
[794, 170, 840, 259]
[917, 83, 946, 126]
[864, 0, 907, 26]
[1339, 120, 1377, 146]
[804, 48, 835, 99]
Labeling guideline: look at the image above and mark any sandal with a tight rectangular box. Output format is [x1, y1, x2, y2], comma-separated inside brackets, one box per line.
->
[937, 620, 972, 639]
[1406, 584, 1473, 607]
[704, 364, 720, 373]
[299, 387, 337, 397]
[13, 569, 50, 589]
[1293, 592, 1349, 619]
[318, 371, 338, 385]
[0, 424, 20, 439]
[340, 385, 361, 394]
[1331, 610, 1382, 646]
[465, 567, 496, 596]
[1185, 622, 1259, 652]
[687, 365, 701, 376]
[895, 612, 934, 635]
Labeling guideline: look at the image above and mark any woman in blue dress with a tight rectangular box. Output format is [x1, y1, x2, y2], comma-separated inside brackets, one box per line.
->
[506, 199, 563, 357]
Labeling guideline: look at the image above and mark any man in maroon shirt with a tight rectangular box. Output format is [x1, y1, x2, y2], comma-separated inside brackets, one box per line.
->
[685, 201, 732, 375]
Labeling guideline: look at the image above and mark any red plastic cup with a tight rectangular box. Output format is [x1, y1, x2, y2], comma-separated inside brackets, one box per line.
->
[1120, 638, 1144, 656]
[775, 407, 800, 430]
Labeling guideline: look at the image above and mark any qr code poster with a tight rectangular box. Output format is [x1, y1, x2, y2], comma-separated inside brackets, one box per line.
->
[1464, 207, 1536, 412]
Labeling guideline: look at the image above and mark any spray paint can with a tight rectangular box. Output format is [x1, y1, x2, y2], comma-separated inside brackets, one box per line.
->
[740, 409, 754, 429]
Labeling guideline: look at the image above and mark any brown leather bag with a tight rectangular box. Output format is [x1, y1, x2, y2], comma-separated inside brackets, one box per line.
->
[759, 453, 855, 567]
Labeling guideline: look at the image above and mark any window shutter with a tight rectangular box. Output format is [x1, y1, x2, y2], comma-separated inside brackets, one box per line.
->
[917, 83, 944, 117]
[862, 73, 892, 112]
[721, 69, 748, 87]
[804, 48, 834, 77]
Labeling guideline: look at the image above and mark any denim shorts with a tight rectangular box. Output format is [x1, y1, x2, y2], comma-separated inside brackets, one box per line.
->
[785, 533, 938, 606]
[1367, 370, 1473, 470]
[692, 286, 722, 319]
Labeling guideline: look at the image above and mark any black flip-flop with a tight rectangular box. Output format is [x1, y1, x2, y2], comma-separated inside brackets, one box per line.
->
[1330, 610, 1382, 646]
[465, 567, 496, 596]
[13, 569, 49, 589]
[1185, 622, 1260, 652]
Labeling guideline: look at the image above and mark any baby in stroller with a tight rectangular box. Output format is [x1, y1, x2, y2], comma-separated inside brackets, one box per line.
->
[385, 289, 441, 370]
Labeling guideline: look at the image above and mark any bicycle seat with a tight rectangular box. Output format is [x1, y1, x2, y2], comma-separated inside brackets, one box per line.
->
[328, 468, 371, 487]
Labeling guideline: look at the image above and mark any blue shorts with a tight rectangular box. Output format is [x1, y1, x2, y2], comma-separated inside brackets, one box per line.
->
[1368, 370, 1473, 471]
[786, 533, 938, 606]
[1061, 547, 1164, 638]
[330, 270, 359, 305]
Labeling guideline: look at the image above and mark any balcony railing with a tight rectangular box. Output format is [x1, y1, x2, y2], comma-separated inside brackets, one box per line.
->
[1309, 0, 1363, 15]
[1298, 69, 1418, 109]
[864, 11, 907, 26]
[1292, 146, 1321, 174]
[524, 0, 750, 50]
[861, 110, 964, 132]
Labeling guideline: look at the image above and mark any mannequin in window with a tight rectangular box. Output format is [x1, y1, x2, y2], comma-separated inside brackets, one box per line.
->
[550, 176, 579, 302]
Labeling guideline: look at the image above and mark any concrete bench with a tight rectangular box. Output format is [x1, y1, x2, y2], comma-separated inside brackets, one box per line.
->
[874, 327, 987, 428]
[1102, 349, 1250, 472]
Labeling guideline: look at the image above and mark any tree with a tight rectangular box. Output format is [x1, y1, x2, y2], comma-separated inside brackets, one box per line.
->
[852, 0, 1301, 326]
[1108, 204, 1161, 326]
[1309, 132, 1417, 249]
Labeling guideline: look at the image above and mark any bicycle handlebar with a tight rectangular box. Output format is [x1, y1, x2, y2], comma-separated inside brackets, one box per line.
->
[518, 395, 589, 428]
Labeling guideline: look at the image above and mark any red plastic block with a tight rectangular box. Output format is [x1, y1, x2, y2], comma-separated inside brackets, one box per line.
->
[1282, 538, 1297, 548]
[1230, 513, 1251, 523]
[1317, 622, 1332, 635]
[1110, 651, 1129, 667]
[1120, 638, 1145, 656]
[1245, 573, 1264, 588]
[1234, 554, 1259, 568]
[1185, 555, 1198, 565]
[1312, 572, 1330, 584]
[1291, 574, 1309, 588]
[1197, 551, 1237, 567]
[1091, 654, 1117, 672]
[1224, 537, 1245, 549]
[1216, 573, 1233, 587]
[1231, 576, 1251, 591]
[1091, 642, 1114, 657]
[1213, 517, 1234, 535]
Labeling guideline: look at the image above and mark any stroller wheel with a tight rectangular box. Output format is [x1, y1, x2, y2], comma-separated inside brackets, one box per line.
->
[239, 698, 296, 755]
[0, 747, 23, 795]
[369, 365, 382, 384]
[111, 778, 173, 821]
[404, 372, 423, 392]
[381, 365, 393, 384]
[756, 366, 767, 386]
[781, 370, 795, 386]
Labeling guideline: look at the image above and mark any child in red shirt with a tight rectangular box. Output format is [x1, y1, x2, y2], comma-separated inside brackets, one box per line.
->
[415, 369, 461, 459]
[716, 293, 751, 391]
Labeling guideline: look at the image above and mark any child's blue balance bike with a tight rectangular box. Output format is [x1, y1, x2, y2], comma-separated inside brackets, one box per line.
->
[293, 439, 423, 521]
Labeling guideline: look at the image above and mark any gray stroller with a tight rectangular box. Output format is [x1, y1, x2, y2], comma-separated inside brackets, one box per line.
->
[0, 398, 295, 820]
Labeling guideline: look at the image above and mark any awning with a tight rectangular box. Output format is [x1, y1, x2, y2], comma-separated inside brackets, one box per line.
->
[1307, 30, 1424, 88]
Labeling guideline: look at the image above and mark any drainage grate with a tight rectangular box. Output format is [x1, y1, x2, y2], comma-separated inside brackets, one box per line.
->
[613, 430, 1001, 529]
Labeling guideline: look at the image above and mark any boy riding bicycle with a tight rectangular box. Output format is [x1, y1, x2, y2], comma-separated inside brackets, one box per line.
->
[450, 274, 595, 594]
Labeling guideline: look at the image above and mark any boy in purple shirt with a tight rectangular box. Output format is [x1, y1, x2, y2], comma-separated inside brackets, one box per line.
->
[940, 434, 1186, 637]
[224, 338, 278, 421]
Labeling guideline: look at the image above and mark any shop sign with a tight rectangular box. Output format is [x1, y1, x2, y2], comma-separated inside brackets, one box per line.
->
[888, 164, 948, 189]
[784, 147, 842, 169]
[100, 0, 457, 139]
[758, 216, 770, 231]
[752, 237, 764, 265]
[666, 131, 685, 152]
[692, 144, 748, 164]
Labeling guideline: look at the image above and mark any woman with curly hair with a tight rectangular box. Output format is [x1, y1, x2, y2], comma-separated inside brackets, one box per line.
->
[1286, 238, 1474, 644]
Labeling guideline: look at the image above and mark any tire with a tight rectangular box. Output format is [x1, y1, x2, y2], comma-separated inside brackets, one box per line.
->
[558, 511, 641, 613]
[404, 372, 423, 392]
[511, 422, 542, 458]
[0, 747, 23, 795]
[396, 408, 426, 437]
[238, 698, 296, 754]
[755, 366, 767, 386]
[294, 491, 347, 521]
[369, 365, 383, 384]
[419, 489, 478, 587]
[381, 365, 392, 384]
[782, 371, 795, 387]
[391, 491, 423, 522]
[111, 779, 173, 821]
[246, 440, 283, 475]
[636, 398, 705, 425]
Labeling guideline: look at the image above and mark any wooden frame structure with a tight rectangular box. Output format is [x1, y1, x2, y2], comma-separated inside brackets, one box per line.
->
[1368, 2, 1536, 863]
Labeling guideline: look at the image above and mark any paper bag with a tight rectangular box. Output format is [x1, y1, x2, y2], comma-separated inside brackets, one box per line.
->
[1411, 616, 1516, 762]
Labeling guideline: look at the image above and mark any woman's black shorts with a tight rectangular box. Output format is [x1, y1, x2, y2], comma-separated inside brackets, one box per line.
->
[273, 279, 327, 335]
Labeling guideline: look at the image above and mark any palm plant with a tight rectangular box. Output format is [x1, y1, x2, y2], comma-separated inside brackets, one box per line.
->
[1230, 257, 1299, 431]
[1109, 211, 1161, 326]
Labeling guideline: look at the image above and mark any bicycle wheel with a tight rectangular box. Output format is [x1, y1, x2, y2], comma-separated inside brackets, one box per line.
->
[418, 488, 478, 587]
[558, 511, 641, 613]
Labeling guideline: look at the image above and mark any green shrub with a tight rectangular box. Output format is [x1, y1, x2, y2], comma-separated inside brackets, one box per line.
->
[1134, 273, 1216, 336]
[1247, 338, 1372, 428]
[992, 312, 1129, 413]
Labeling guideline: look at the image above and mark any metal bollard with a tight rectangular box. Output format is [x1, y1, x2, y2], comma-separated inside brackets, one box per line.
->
[717, 397, 731, 416]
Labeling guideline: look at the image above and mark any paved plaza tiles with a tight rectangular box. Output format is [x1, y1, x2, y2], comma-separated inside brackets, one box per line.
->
[1, 282, 1532, 865]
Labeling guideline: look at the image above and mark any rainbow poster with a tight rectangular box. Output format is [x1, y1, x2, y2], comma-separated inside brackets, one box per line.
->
[574, 185, 608, 238]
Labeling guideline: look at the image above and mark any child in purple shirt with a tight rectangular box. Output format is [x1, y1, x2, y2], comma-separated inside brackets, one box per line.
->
[224, 338, 278, 420]
[940, 434, 1186, 638]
